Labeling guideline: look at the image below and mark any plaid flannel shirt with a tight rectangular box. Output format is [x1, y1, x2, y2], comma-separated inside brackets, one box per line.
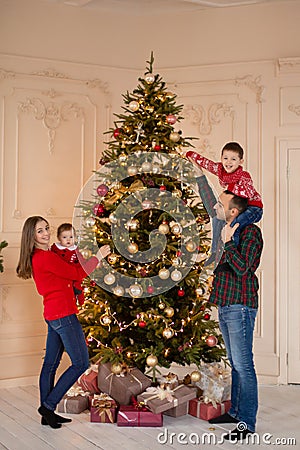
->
[196, 176, 263, 308]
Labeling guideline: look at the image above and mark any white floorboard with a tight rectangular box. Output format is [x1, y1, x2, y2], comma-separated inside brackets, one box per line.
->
[0, 384, 299, 449]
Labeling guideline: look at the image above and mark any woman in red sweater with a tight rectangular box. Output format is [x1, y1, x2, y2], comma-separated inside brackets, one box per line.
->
[17, 216, 110, 429]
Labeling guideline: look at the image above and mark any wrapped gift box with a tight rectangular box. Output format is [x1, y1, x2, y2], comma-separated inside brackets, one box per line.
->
[117, 405, 163, 427]
[97, 363, 151, 405]
[57, 386, 89, 414]
[189, 398, 231, 421]
[78, 365, 100, 394]
[90, 394, 117, 423]
[196, 363, 231, 403]
[163, 401, 189, 417]
[137, 385, 197, 415]
[159, 372, 179, 390]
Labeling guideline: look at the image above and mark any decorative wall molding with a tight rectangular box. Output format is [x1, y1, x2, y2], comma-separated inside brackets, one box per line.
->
[182, 102, 234, 135]
[18, 97, 84, 154]
[288, 104, 300, 116]
[234, 74, 264, 103]
[0, 68, 15, 81]
[277, 57, 300, 75]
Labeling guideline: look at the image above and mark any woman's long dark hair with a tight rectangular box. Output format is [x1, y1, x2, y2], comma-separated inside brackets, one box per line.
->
[16, 216, 49, 280]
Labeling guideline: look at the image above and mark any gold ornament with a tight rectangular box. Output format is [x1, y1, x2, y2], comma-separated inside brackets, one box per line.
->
[146, 354, 158, 367]
[128, 283, 143, 298]
[85, 216, 96, 227]
[158, 268, 170, 280]
[125, 218, 139, 231]
[128, 100, 140, 112]
[158, 222, 169, 234]
[186, 240, 197, 252]
[164, 306, 174, 317]
[158, 302, 165, 309]
[111, 363, 123, 375]
[118, 152, 127, 163]
[127, 165, 138, 176]
[169, 132, 180, 142]
[145, 74, 155, 84]
[171, 269, 182, 282]
[190, 370, 201, 383]
[128, 242, 138, 254]
[113, 285, 125, 296]
[141, 161, 152, 172]
[81, 249, 92, 259]
[107, 253, 118, 264]
[162, 328, 174, 339]
[171, 223, 182, 235]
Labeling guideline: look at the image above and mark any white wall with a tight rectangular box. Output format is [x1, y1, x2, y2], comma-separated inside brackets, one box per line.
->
[1, 0, 300, 386]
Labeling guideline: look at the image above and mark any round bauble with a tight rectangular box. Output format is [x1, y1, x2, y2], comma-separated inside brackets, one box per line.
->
[128, 100, 140, 112]
[206, 335, 218, 347]
[97, 184, 109, 197]
[81, 249, 92, 259]
[171, 269, 182, 282]
[158, 268, 170, 280]
[177, 287, 185, 297]
[164, 306, 174, 317]
[113, 285, 125, 296]
[158, 222, 169, 234]
[154, 144, 161, 151]
[166, 114, 177, 125]
[85, 216, 96, 227]
[141, 161, 152, 172]
[128, 283, 143, 298]
[147, 285, 154, 294]
[107, 253, 119, 265]
[127, 165, 138, 176]
[158, 302, 165, 309]
[190, 370, 201, 383]
[128, 242, 138, 254]
[118, 152, 127, 163]
[186, 240, 197, 252]
[169, 132, 180, 142]
[109, 213, 118, 224]
[113, 128, 123, 139]
[111, 363, 123, 375]
[171, 223, 182, 235]
[93, 203, 105, 217]
[162, 328, 174, 339]
[145, 74, 155, 84]
[146, 354, 158, 367]
[138, 320, 147, 328]
[203, 313, 210, 320]
[104, 273, 116, 285]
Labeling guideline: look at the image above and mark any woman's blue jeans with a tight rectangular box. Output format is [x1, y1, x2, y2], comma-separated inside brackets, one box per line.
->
[39, 314, 89, 411]
[218, 304, 258, 432]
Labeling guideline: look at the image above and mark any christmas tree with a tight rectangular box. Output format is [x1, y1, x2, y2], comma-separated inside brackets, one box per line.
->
[74, 54, 226, 376]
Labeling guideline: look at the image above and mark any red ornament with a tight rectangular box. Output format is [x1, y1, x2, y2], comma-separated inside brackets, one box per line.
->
[113, 128, 123, 139]
[97, 184, 109, 197]
[160, 185, 167, 191]
[147, 285, 154, 294]
[177, 287, 185, 297]
[206, 335, 218, 347]
[90, 280, 96, 287]
[176, 251, 182, 257]
[166, 114, 177, 125]
[203, 313, 210, 320]
[154, 144, 161, 151]
[138, 320, 147, 328]
[93, 203, 105, 217]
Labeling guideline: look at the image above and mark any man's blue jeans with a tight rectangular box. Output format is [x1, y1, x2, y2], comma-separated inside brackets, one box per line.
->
[218, 304, 258, 432]
[39, 314, 89, 411]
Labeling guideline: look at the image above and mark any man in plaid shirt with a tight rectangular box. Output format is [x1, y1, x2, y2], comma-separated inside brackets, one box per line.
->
[196, 169, 263, 442]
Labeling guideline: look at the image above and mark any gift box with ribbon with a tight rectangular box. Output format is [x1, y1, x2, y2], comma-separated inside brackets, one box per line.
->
[97, 363, 151, 405]
[78, 364, 100, 394]
[137, 384, 197, 415]
[90, 393, 117, 423]
[188, 398, 231, 421]
[117, 404, 163, 427]
[196, 362, 231, 404]
[57, 386, 89, 414]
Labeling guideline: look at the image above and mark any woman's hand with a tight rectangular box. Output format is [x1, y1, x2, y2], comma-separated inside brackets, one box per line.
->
[96, 245, 111, 261]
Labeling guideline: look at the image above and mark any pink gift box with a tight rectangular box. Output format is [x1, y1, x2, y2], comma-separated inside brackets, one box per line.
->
[117, 405, 163, 427]
[90, 397, 117, 423]
[188, 398, 231, 421]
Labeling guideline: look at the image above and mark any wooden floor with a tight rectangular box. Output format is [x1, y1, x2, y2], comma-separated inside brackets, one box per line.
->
[0, 384, 299, 450]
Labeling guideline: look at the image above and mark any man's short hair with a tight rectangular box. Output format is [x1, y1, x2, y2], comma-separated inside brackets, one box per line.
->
[224, 190, 248, 214]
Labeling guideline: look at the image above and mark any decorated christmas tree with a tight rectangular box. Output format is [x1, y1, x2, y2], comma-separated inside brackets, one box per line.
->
[74, 54, 226, 377]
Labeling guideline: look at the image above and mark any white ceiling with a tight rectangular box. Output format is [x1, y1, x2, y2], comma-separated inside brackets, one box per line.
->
[43, 0, 291, 15]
